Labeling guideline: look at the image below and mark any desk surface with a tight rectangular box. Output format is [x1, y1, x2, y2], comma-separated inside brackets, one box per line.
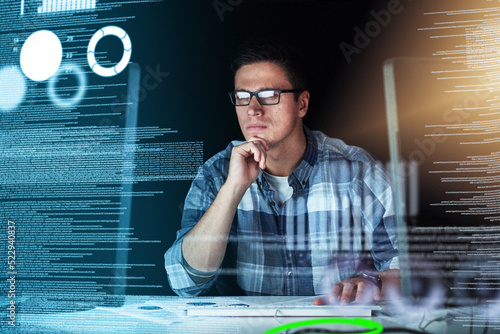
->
[4, 295, 500, 334]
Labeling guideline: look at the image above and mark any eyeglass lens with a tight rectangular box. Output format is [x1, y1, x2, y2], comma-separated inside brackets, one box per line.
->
[232, 90, 280, 106]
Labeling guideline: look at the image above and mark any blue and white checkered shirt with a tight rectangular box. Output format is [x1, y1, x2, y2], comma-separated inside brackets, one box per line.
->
[165, 127, 399, 297]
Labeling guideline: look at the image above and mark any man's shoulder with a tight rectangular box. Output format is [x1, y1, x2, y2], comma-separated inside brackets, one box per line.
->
[310, 130, 376, 165]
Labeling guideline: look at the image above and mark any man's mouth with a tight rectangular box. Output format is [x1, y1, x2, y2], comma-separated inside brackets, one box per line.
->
[246, 124, 267, 132]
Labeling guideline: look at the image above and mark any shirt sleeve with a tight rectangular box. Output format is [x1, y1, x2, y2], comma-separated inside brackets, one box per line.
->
[360, 161, 400, 272]
[182, 254, 217, 285]
[164, 161, 225, 296]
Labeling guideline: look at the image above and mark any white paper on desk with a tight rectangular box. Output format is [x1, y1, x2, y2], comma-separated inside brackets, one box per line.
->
[96, 302, 178, 326]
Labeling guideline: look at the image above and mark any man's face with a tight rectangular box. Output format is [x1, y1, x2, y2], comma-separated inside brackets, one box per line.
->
[233, 61, 308, 149]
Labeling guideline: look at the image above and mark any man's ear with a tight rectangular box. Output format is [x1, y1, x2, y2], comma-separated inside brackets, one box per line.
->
[298, 90, 310, 118]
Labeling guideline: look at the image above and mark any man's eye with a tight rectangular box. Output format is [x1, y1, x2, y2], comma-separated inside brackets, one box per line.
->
[258, 90, 275, 98]
[236, 92, 250, 99]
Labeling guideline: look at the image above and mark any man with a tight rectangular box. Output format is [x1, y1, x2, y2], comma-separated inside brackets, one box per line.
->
[165, 40, 400, 305]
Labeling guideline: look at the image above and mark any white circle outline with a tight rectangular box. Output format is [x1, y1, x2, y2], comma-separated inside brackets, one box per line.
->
[48, 63, 87, 108]
[87, 26, 132, 77]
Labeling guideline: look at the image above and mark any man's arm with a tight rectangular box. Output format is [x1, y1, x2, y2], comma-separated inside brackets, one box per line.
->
[181, 138, 269, 273]
[315, 158, 400, 306]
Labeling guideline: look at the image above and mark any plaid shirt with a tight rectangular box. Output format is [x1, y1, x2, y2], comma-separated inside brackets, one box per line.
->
[165, 127, 399, 297]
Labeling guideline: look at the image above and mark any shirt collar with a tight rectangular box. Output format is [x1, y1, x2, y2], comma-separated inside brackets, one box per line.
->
[290, 126, 317, 189]
[257, 126, 318, 191]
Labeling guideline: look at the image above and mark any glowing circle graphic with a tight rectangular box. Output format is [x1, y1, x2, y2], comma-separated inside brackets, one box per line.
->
[87, 26, 132, 77]
[0, 66, 27, 111]
[20, 30, 62, 81]
[264, 318, 383, 334]
[48, 63, 87, 108]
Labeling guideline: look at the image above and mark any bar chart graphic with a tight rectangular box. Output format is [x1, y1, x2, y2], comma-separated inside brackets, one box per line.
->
[38, 0, 96, 13]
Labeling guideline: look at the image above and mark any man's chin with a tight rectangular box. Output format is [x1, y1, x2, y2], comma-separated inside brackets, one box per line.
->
[245, 134, 266, 142]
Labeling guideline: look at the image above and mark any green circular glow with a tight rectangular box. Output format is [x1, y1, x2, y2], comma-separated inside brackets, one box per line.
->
[264, 318, 383, 334]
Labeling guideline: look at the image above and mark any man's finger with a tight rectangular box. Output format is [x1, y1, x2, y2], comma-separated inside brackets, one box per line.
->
[355, 281, 381, 304]
[355, 281, 370, 304]
[247, 137, 269, 151]
[238, 142, 267, 168]
[373, 284, 382, 301]
[340, 282, 354, 305]
[247, 142, 266, 169]
[328, 283, 343, 304]
[313, 296, 328, 305]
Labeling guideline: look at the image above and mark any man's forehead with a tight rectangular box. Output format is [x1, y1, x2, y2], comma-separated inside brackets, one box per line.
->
[234, 61, 292, 89]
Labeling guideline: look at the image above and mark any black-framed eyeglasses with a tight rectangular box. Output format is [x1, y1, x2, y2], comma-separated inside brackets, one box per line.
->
[228, 89, 304, 106]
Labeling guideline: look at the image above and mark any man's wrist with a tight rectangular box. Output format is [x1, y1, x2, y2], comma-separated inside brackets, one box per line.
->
[356, 271, 383, 291]
[220, 180, 250, 202]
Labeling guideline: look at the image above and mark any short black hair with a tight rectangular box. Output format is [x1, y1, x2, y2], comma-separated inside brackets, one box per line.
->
[231, 39, 308, 93]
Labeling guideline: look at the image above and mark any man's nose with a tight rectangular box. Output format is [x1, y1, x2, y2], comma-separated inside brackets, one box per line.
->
[247, 96, 263, 116]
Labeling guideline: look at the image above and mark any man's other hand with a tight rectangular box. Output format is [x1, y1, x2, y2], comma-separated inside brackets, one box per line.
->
[313, 277, 381, 306]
